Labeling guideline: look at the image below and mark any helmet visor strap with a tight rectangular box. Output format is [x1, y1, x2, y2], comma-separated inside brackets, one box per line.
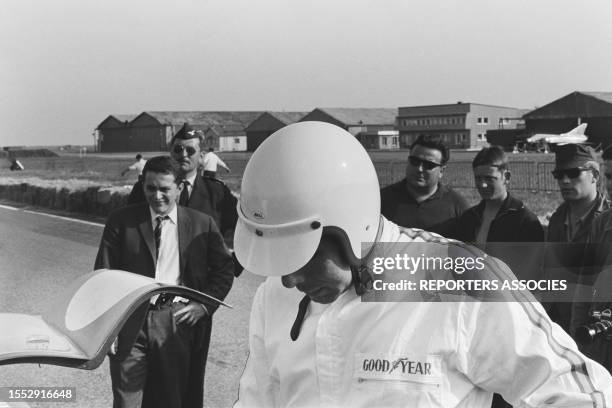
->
[290, 295, 311, 341]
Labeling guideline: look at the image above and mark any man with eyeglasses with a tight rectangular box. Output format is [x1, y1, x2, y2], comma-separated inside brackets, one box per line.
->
[128, 123, 238, 242]
[381, 135, 468, 238]
[544, 143, 610, 335]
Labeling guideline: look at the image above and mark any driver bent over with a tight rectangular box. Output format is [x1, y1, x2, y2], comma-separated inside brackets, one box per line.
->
[234, 121, 612, 407]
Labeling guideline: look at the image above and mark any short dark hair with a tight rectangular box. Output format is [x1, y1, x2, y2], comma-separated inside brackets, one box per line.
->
[142, 156, 181, 184]
[135, 154, 142, 160]
[472, 145, 508, 171]
[410, 135, 450, 165]
[208, 147, 214, 152]
[603, 146, 612, 161]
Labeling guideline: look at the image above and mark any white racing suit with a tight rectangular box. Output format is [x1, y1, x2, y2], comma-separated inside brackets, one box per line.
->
[236, 217, 612, 407]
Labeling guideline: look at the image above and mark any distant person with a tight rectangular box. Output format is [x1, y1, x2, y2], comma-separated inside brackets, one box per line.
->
[9, 158, 24, 171]
[544, 143, 610, 334]
[201, 147, 230, 178]
[602, 146, 612, 198]
[380, 134, 468, 237]
[121, 154, 147, 180]
[456, 146, 544, 408]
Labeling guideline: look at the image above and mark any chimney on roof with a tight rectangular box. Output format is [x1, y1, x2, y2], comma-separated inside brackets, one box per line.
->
[457, 101, 463, 104]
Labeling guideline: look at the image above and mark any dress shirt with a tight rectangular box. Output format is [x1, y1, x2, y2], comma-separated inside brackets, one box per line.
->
[149, 206, 184, 305]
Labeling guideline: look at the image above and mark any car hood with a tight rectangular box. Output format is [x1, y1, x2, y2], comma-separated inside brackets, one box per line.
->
[0, 269, 230, 370]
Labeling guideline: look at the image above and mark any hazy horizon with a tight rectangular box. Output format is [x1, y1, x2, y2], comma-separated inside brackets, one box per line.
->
[2, 0, 611, 146]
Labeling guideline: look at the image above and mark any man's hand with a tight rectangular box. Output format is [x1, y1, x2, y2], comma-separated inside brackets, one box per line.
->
[174, 302, 208, 326]
[404, 228, 450, 244]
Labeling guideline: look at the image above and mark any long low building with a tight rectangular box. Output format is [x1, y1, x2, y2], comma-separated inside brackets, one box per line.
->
[97, 111, 264, 152]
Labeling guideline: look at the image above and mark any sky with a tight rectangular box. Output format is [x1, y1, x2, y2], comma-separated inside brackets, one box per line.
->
[1, 0, 611, 146]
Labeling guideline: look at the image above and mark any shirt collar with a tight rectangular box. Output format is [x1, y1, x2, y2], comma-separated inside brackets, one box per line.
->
[183, 173, 197, 187]
[149, 204, 178, 225]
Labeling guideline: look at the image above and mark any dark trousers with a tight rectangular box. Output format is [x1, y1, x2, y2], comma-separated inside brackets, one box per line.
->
[109, 302, 208, 408]
[203, 170, 216, 179]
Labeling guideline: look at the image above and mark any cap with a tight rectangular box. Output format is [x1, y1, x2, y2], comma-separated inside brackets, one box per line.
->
[554, 144, 597, 169]
[173, 123, 200, 141]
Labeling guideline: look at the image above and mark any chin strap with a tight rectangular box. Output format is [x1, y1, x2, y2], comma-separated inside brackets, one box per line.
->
[352, 264, 373, 296]
[289, 266, 372, 341]
[290, 295, 311, 341]
[290, 216, 384, 341]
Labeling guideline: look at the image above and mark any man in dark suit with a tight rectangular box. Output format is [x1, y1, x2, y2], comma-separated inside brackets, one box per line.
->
[127, 123, 238, 240]
[95, 156, 234, 408]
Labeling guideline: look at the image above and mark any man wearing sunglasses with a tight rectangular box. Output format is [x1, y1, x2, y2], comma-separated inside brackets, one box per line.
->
[544, 143, 610, 335]
[381, 135, 468, 238]
[128, 123, 238, 242]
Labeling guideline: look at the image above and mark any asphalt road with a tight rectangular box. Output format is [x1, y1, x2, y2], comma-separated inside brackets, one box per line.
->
[0, 204, 264, 408]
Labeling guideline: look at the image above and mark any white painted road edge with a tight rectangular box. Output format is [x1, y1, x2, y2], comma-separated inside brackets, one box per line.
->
[0, 204, 104, 228]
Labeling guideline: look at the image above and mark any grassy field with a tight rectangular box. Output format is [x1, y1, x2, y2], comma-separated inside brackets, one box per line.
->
[0, 149, 567, 219]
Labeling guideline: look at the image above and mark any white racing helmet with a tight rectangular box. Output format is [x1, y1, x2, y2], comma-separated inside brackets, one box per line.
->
[234, 121, 380, 277]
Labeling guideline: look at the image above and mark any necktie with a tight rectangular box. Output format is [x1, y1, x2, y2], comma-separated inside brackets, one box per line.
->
[154, 215, 169, 260]
[290, 295, 311, 341]
[178, 180, 190, 206]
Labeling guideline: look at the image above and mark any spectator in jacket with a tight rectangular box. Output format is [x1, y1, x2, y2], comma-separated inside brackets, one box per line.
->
[456, 146, 544, 271]
[381, 135, 468, 238]
[544, 143, 609, 335]
[456, 145, 544, 408]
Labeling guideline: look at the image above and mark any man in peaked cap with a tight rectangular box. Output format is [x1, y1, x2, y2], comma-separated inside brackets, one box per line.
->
[128, 123, 238, 243]
[543, 143, 610, 335]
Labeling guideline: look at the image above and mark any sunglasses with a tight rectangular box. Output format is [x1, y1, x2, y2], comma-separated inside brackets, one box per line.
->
[172, 144, 198, 156]
[408, 156, 442, 171]
[551, 167, 590, 180]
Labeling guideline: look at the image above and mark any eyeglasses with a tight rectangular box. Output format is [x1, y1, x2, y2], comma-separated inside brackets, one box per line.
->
[408, 156, 442, 171]
[172, 144, 198, 156]
[551, 167, 590, 180]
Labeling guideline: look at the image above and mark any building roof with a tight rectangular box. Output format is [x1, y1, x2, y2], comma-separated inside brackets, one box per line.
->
[315, 108, 397, 126]
[268, 111, 309, 124]
[112, 114, 138, 122]
[96, 114, 138, 129]
[398, 102, 522, 117]
[581, 92, 612, 105]
[523, 91, 612, 119]
[143, 111, 264, 127]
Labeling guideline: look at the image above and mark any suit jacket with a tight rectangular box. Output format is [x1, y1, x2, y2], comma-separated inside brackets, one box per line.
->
[94, 203, 234, 313]
[127, 174, 238, 236]
[455, 194, 544, 280]
[94, 203, 234, 407]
